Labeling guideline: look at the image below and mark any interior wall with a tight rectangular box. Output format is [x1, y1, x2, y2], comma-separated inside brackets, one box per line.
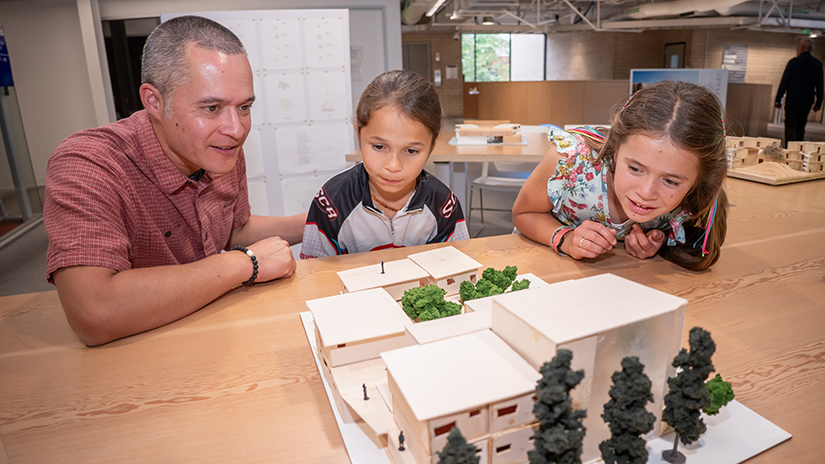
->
[0, 0, 101, 188]
[401, 32, 464, 117]
[0, 0, 402, 187]
[546, 31, 615, 80]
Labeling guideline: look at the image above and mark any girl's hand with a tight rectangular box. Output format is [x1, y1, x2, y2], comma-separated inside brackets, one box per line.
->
[624, 225, 665, 260]
[561, 221, 618, 259]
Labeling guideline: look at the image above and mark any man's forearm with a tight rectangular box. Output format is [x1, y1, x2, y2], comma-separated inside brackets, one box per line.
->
[229, 214, 307, 247]
[54, 251, 252, 346]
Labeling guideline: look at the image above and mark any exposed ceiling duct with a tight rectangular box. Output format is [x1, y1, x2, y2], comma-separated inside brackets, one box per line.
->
[623, 0, 750, 19]
[402, 0, 448, 25]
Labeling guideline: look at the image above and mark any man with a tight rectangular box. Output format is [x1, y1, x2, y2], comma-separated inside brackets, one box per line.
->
[775, 37, 824, 147]
[44, 16, 305, 346]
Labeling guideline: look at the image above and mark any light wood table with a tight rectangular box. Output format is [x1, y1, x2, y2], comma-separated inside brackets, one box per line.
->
[0, 178, 823, 463]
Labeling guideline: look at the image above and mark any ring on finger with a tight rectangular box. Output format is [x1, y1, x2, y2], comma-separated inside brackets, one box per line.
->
[580, 238, 586, 248]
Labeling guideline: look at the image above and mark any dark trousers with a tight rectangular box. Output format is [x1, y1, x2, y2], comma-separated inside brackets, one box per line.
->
[784, 104, 812, 147]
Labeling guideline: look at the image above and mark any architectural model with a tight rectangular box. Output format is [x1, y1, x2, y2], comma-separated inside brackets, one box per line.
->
[337, 258, 430, 300]
[726, 136, 824, 173]
[308, 260, 689, 464]
[407, 246, 483, 296]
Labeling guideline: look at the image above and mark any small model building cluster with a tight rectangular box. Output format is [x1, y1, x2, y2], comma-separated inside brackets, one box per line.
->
[726, 136, 825, 173]
[455, 120, 522, 145]
[306, 248, 734, 464]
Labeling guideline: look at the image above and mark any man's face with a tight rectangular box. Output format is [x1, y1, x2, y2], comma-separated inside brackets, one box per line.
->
[157, 45, 254, 176]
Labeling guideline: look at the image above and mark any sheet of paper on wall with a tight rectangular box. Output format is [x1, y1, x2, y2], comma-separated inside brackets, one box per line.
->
[261, 19, 302, 70]
[351, 46, 363, 82]
[280, 174, 327, 217]
[275, 124, 351, 176]
[243, 127, 265, 179]
[446, 65, 458, 80]
[247, 178, 269, 216]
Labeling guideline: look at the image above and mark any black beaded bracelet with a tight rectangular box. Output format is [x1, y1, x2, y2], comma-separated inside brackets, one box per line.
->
[230, 246, 258, 285]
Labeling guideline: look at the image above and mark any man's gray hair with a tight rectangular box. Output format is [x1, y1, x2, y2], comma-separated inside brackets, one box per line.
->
[141, 15, 246, 110]
[799, 37, 815, 52]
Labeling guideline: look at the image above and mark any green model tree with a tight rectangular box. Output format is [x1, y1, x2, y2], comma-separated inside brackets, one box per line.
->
[401, 284, 462, 322]
[459, 266, 530, 302]
[704, 374, 735, 416]
[528, 348, 586, 464]
[661, 327, 716, 464]
[599, 356, 655, 464]
[438, 427, 479, 464]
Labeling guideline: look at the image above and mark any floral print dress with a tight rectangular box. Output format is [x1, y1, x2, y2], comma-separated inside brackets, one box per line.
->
[547, 129, 690, 246]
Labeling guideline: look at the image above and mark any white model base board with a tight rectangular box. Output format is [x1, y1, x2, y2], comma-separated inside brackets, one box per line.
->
[300, 312, 791, 464]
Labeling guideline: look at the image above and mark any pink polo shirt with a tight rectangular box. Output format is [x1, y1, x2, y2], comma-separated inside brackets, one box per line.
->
[44, 110, 250, 282]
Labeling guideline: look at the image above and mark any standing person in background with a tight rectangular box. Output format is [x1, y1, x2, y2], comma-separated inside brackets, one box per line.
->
[44, 16, 305, 346]
[775, 37, 824, 147]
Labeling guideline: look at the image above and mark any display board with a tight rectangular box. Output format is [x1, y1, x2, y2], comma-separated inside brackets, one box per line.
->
[162, 10, 355, 216]
[630, 69, 729, 110]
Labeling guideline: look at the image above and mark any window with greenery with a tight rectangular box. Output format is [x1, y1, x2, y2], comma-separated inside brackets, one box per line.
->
[462, 33, 545, 83]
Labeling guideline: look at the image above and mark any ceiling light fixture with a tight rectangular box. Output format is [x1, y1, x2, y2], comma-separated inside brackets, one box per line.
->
[481, 16, 495, 25]
[426, 0, 447, 18]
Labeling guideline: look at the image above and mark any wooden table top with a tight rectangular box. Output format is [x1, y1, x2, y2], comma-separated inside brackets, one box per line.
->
[345, 131, 554, 163]
[1, 177, 824, 463]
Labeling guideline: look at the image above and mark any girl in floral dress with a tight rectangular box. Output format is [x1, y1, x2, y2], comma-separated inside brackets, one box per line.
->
[513, 81, 728, 271]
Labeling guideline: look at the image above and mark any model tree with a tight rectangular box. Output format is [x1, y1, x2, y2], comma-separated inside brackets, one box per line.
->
[438, 427, 479, 464]
[704, 374, 735, 416]
[661, 327, 716, 464]
[599, 356, 655, 464]
[528, 348, 586, 464]
[459, 266, 530, 302]
[401, 284, 462, 322]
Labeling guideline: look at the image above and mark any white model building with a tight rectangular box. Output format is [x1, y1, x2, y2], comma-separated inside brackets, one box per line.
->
[490, 273, 686, 462]
[407, 246, 483, 296]
[310, 263, 689, 464]
[382, 330, 541, 464]
[337, 258, 430, 300]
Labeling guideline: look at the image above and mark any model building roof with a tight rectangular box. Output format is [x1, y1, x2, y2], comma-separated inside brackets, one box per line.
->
[382, 330, 540, 421]
[307, 288, 411, 347]
[337, 258, 429, 293]
[492, 273, 686, 344]
[407, 246, 482, 280]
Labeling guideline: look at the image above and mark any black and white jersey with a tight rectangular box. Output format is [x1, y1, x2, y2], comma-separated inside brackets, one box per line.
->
[300, 164, 469, 259]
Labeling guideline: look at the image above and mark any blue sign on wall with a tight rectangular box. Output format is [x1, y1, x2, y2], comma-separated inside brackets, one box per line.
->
[0, 32, 14, 87]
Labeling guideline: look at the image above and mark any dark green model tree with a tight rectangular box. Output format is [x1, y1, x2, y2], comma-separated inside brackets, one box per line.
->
[661, 327, 716, 464]
[438, 427, 479, 464]
[528, 349, 586, 464]
[599, 356, 656, 464]
[704, 374, 735, 416]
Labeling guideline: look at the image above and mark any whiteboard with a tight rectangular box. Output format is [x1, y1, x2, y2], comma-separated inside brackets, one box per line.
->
[161, 10, 356, 216]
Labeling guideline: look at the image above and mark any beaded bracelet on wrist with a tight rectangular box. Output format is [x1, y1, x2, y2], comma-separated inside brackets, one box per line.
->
[230, 246, 258, 285]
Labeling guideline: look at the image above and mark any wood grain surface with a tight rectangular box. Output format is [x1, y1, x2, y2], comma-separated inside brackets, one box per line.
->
[0, 177, 823, 463]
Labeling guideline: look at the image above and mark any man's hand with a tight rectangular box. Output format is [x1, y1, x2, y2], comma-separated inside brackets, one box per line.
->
[561, 221, 618, 259]
[624, 225, 666, 260]
[774, 102, 782, 109]
[244, 236, 296, 282]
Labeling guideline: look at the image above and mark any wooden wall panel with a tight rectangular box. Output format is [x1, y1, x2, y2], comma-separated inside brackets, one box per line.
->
[463, 80, 627, 126]
[725, 83, 773, 137]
